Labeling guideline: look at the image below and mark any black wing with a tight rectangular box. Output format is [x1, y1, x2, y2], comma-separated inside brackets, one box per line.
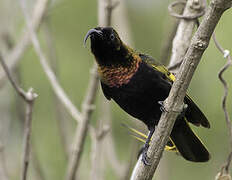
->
[139, 53, 210, 128]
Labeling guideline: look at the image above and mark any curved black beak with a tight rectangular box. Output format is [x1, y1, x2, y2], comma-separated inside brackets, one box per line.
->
[84, 28, 103, 47]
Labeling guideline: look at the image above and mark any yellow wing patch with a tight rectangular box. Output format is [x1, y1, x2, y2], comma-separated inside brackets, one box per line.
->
[152, 65, 176, 82]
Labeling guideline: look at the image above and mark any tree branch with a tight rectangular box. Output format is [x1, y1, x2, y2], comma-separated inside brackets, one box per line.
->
[168, 0, 205, 73]
[131, 0, 232, 179]
[19, 0, 83, 124]
[0, 0, 49, 88]
[0, 53, 37, 180]
[65, 65, 99, 180]
[89, 119, 110, 180]
[42, 18, 70, 158]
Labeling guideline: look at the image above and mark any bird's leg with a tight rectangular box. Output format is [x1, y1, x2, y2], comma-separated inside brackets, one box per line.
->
[138, 127, 155, 166]
[158, 101, 188, 119]
[158, 101, 167, 113]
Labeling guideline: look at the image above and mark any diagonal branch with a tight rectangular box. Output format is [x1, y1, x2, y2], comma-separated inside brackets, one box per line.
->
[66, 65, 99, 180]
[0, 0, 49, 88]
[43, 18, 70, 158]
[168, 0, 205, 73]
[131, 0, 232, 179]
[19, 0, 83, 124]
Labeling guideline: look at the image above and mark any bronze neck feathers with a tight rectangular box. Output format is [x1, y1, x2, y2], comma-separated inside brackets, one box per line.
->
[98, 53, 142, 88]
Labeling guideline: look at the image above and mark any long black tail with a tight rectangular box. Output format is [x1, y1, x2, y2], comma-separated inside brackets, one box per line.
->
[170, 118, 210, 162]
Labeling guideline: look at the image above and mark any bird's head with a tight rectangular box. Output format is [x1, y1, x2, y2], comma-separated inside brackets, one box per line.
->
[84, 27, 132, 66]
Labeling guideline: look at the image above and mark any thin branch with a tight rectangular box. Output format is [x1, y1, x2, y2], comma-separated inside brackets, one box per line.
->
[19, 1, 98, 179]
[213, 33, 232, 176]
[21, 93, 36, 180]
[66, 0, 119, 179]
[131, 0, 232, 179]
[0, 54, 37, 180]
[160, 19, 179, 65]
[0, 54, 37, 102]
[168, 0, 205, 73]
[65, 65, 99, 180]
[1, 25, 46, 180]
[19, 0, 83, 124]
[89, 95, 110, 180]
[89, 121, 110, 180]
[168, 1, 205, 20]
[103, 100, 127, 178]
[43, 18, 70, 158]
[0, 0, 49, 88]
[18, 1, 103, 179]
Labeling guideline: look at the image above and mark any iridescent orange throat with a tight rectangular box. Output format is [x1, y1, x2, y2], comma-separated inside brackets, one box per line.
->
[98, 54, 142, 88]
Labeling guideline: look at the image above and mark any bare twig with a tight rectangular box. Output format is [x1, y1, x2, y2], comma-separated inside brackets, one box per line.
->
[103, 100, 127, 178]
[89, 120, 110, 180]
[66, 0, 119, 179]
[168, 1, 205, 20]
[18, 1, 104, 179]
[0, 54, 37, 180]
[2, 26, 46, 180]
[21, 92, 36, 180]
[89, 93, 111, 180]
[0, 0, 49, 88]
[168, 0, 205, 73]
[43, 18, 70, 158]
[160, 19, 179, 65]
[66, 65, 99, 180]
[18, 1, 94, 179]
[213, 33, 232, 177]
[19, 0, 83, 124]
[19, 1, 99, 179]
[131, 0, 232, 179]
[1, 28, 45, 180]
[0, 54, 37, 103]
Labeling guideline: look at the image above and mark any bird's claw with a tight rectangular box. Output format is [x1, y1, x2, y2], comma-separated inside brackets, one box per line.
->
[158, 101, 167, 113]
[158, 101, 188, 119]
[142, 150, 151, 166]
[140, 144, 151, 166]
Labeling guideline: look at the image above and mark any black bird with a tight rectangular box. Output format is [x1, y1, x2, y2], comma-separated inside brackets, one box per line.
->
[84, 27, 210, 165]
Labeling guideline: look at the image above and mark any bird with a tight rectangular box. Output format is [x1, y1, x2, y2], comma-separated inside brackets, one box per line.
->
[84, 27, 210, 165]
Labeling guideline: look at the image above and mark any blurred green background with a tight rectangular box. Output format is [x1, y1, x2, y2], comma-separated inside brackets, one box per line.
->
[0, 0, 232, 179]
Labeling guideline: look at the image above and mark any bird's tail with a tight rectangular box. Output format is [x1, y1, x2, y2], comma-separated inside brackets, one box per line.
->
[170, 118, 210, 162]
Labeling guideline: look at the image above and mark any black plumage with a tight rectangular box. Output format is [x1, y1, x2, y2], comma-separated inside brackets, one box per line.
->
[84, 27, 210, 164]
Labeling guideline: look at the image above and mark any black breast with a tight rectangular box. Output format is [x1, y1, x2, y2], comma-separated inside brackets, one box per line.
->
[101, 61, 172, 129]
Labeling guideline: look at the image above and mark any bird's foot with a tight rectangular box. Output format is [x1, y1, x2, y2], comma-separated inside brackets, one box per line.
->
[158, 101, 188, 119]
[158, 101, 167, 113]
[138, 143, 151, 166]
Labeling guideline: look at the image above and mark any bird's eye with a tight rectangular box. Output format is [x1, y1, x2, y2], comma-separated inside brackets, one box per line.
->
[110, 34, 115, 41]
